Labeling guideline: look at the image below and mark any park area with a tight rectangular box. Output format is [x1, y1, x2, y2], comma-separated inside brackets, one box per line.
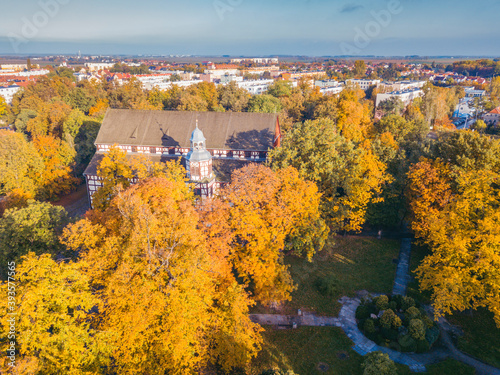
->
[248, 235, 486, 375]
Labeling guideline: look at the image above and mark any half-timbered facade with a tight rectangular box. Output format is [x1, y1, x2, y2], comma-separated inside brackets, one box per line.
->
[84, 109, 281, 206]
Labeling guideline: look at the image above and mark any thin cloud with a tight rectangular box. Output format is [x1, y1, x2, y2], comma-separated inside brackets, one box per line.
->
[340, 3, 363, 13]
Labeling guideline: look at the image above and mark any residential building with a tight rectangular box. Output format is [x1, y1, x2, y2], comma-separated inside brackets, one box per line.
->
[376, 87, 424, 107]
[378, 80, 426, 92]
[236, 79, 275, 95]
[346, 79, 381, 91]
[315, 80, 345, 95]
[0, 85, 21, 104]
[85, 62, 115, 72]
[231, 57, 279, 64]
[483, 107, 500, 126]
[464, 87, 486, 98]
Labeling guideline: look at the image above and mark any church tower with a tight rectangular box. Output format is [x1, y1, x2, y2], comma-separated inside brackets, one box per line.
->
[186, 120, 216, 198]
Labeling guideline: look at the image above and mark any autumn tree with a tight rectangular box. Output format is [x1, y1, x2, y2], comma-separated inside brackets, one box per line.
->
[269, 118, 387, 232]
[0, 201, 69, 276]
[62, 177, 263, 374]
[217, 81, 250, 112]
[222, 164, 328, 304]
[0, 96, 6, 117]
[413, 170, 500, 326]
[407, 131, 500, 325]
[33, 135, 79, 200]
[0, 130, 44, 197]
[0, 253, 102, 374]
[354, 60, 367, 77]
[335, 88, 374, 143]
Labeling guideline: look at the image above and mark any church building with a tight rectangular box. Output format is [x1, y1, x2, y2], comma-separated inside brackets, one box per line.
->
[84, 109, 281, 206]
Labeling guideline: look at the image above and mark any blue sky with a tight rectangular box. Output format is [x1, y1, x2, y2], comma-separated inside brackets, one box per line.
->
[0, 0, 499, 56]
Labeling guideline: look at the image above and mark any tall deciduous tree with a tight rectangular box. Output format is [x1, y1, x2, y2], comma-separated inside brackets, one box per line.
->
[269, 118, 387, 232]
[0, 201, 69, 278]
[222, 164, 328, 304]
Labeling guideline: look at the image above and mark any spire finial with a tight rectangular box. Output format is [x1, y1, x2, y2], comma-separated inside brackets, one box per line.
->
[196, 118, 199, 129]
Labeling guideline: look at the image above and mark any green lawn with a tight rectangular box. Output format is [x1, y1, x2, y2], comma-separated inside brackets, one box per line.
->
[427, 359, 475, 375]
[447, 309, 500, 369]
[284, 236, 400, 316]
[250, 326, 364, 375]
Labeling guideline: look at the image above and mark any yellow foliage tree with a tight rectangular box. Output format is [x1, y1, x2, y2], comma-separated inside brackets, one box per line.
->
[0, 254, 102, 374]
[62, 177, 263, 374]
[223, 164, 328, 304]
[414, 170, 500, 326]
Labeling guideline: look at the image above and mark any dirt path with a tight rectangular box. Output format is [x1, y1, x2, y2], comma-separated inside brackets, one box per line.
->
[52, 184, 90, 218]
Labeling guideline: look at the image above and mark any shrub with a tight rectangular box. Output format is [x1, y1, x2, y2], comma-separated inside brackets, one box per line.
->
[314, 275, 339, 297]
[416, 339, 430, 353]
[398, 334, 417, 352]
[392, 315, 402, 329]
[425, 326, 440, 346]
[362, 351, 397, 375]
[380, 309, 396, 329]
[405, 306, 421, 320]
[381, 327, 399, 341]
[364, 319, 377, 334]
[422, 315, 434, 329]
[391, 294, 403, 310]
[389, 301, 397, 311]
[356, 304, 372, 320]
[409, 319, 426, 341]
[375, 295, 390, 311]
[402, 296, 415, 311]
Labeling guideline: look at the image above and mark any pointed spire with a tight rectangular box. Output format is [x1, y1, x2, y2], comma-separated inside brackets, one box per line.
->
[196, 118, 199, 129]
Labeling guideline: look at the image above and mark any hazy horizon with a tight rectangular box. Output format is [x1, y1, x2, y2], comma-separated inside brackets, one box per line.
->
[1, 0, 500, 56]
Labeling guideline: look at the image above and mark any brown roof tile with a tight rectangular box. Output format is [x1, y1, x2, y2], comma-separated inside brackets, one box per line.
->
[95, 109, 278, 151]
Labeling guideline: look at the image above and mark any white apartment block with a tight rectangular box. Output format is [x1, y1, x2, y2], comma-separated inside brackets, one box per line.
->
[236, 79, 275, 95]
[0, 85, 21, 104]
[144, 80, 204, 91]
[346, 79, 381, 91]
[231, 57, 279, 64]
[376, 88, 424, 107]
[315, 80, 345, 95]
[379, 80, 426, 92]
[85, 63, 115, 72]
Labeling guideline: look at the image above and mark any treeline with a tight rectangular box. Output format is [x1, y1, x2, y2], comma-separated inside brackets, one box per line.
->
[449, 59, 500, 78]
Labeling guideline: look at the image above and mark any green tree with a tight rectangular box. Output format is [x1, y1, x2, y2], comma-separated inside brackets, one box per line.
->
[267, 80, 293, 98]
[269, 118, 388, 232]
[217, 81, 250, 112]
[248, 94, 282, 113]
[362, 351, 397, 375]
[0, 200, 69, 277]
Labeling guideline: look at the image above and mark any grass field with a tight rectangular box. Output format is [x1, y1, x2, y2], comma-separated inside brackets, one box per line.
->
[447, 309, 500, 369]
[281, 236, 400, 316]
[249, 236, 402, 374]
[250, 326, 365, 375]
